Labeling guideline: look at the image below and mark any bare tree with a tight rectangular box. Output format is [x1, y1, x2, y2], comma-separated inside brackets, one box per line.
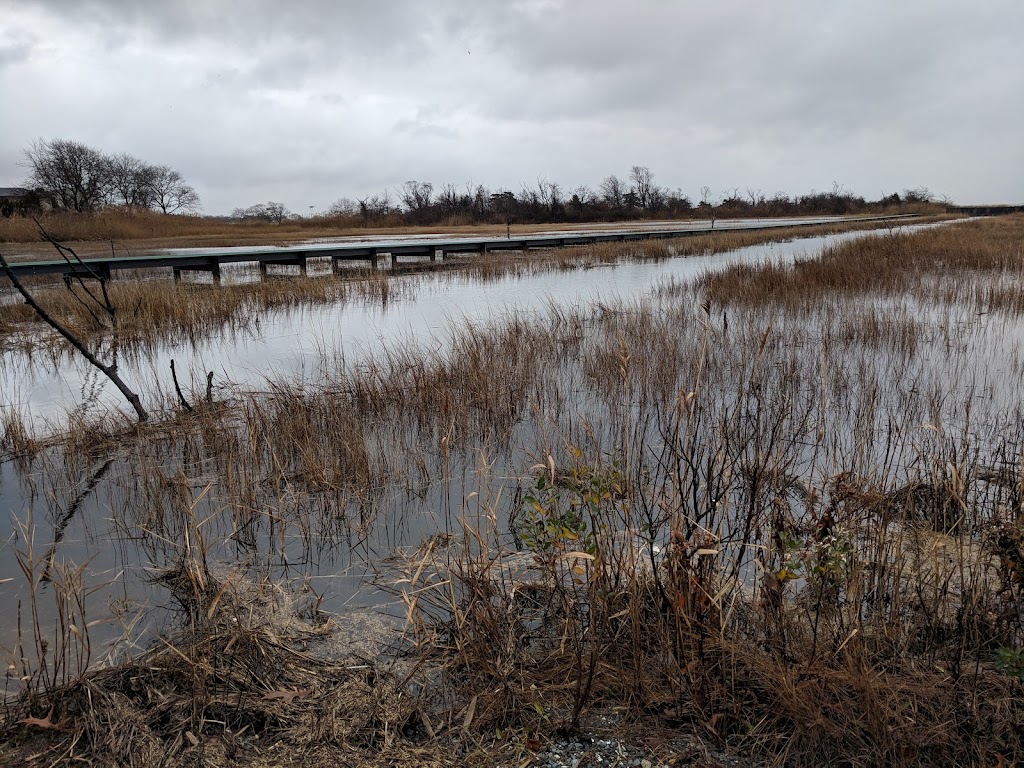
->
[629, 165, 654, 209]
[328, 197, 359, 216]
[722, 187, 742, 205]
[545, 180, 564, 218]
[146, 165, 200, 214]
[24, 139, 110, 212]
[232, 203, 264, 219]
[767, 191, 792, 215]
[106, 153, 155, 208]
[358, 191, 394, 223]
[437, 183, 461, 217]
[599, 175, 625, 211]
[264, 201, 288, 223]
[231, 201, 289, 222]
[699, 185, 718, 229]
[569, 185, 594, 219]
[519, 182, 543, 220]
[399, 180, 434, 224]
[647, 184, 667, 212]
[903, 187, 932, 204]
[528, 175, 563, 219]
[468, 182, 490, 219]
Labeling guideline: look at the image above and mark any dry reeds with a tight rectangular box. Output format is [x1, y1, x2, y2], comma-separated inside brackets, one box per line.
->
[4, 214, 1024, 766]
[702, 214, 1024, 313]
[1, 566, 445, 767]
[0, 268, 401, 352]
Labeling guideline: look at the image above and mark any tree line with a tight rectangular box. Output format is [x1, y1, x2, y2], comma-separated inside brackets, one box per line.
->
[280, 170, 933, 227]
[18, 139, 200, 215]
[12, 140, 935, 226]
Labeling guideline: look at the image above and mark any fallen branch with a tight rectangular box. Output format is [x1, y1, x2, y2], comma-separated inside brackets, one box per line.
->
[0, 250, 149, 422]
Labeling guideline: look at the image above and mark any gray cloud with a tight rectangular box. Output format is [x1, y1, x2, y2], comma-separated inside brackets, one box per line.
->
[0, 41, 31, 68]
[1, 0, 1021, 212]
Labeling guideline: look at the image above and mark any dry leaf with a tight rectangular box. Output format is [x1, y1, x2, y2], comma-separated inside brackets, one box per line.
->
[262, 687, 310, 704]
[21, 709, 60, 730]
[557, 551, 596, 561]
[462, 694, 478, 730]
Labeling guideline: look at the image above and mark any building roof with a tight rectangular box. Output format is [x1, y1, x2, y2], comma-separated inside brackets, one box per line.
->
[0, 187, 30, 198]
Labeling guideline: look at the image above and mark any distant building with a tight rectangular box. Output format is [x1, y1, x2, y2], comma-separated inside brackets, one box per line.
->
[0, 187, 43, 216]
[0, 187, 30, 200]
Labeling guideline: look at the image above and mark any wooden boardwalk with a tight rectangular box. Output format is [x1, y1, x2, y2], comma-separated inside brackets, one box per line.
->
[1, 215, 917, 283]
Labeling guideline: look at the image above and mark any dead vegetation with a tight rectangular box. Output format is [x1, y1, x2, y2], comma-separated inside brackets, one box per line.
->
[701, 214, 1024, 312]
[1, 566, 448, 767]
[3, 215, 1024, 766]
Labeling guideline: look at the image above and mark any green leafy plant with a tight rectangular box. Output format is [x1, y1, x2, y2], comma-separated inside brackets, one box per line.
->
[514, 457, 625, 561]
[777, 527, 852, 584]
[995, 647, 1024, 680]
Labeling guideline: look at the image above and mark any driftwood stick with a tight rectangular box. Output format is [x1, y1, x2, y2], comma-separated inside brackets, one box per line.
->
[0, 250, 148, 422]
[170, 359, 193, 412]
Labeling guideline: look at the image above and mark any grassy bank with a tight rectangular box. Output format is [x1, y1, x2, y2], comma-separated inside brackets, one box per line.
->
[2, 216, 1023, 766]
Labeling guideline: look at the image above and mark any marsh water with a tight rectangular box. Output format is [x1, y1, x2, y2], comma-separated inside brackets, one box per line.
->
[1, 220, 1014, 664]
[3, 229, 877, 419]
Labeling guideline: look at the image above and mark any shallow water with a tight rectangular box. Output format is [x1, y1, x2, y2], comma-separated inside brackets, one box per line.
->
[2, 220, 1004, 664]
[1, 228, 897, 422]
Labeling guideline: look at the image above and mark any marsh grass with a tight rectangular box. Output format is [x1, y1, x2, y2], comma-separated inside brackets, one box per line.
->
[3, 214, 1024, 766]
[702, 214, 1023, 311]
[0, 268, 403, 352]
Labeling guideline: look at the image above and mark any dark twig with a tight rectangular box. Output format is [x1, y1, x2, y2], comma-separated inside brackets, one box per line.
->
[170, 359, 193, 412]
[34, 219, 116, 319]
[60, 273, 105, 327]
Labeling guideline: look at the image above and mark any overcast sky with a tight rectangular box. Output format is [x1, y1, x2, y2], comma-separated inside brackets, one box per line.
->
[2, 1, 1022, 214]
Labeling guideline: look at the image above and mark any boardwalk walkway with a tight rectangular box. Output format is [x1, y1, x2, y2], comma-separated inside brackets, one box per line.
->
[1, 215, 917, 283]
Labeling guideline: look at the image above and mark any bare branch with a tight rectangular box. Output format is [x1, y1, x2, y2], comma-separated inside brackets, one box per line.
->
[169, 360, 193, 412]
[0, 251, 148, 422]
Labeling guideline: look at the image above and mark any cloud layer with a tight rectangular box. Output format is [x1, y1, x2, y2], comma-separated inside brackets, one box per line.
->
[3, 1, 1021, 213]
